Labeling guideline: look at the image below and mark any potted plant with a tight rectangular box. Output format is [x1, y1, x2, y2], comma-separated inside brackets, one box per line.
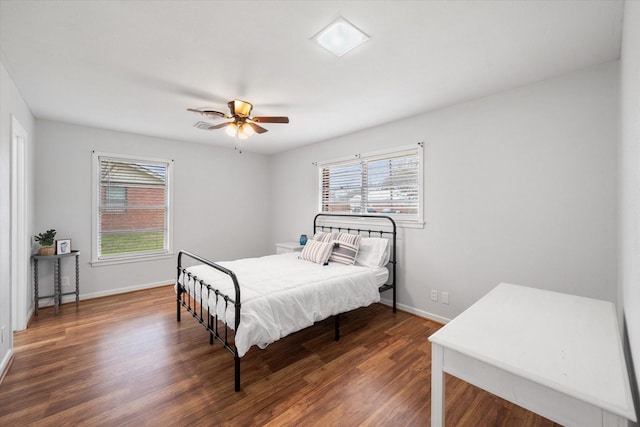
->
[34, 229, 56, 255]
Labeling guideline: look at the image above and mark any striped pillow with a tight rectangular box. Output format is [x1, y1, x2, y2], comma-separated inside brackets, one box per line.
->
[329, 232, 361, 265]
[298, 239, 333, 265]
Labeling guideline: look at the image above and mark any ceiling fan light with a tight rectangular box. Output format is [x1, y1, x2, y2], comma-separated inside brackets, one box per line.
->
[238, 130, 249, 140]
[311, 16, 369, 57]
[241, 123, 255, 136]
[225, 123, 238, 137]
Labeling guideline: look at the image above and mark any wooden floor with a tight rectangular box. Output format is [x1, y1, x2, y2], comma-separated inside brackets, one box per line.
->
[0, 285, 560, 426]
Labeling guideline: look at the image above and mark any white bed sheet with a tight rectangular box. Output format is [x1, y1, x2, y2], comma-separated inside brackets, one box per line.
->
[180, 252, 384, 357]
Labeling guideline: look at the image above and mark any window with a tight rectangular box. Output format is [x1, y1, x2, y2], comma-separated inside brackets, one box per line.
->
[92, 152, 173, 264]
[318, 144, 423, 226]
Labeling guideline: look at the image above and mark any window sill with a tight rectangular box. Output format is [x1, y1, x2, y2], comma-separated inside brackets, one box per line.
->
[91, 251, 174, 267]
[395, 220, 425, 229]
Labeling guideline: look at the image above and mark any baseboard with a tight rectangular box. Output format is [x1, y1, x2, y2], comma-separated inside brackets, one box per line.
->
[0, 349, 14, 386]
[25, 307, 33, 326]
[35, 279, 173, 307]
[379, 297, 451, 325]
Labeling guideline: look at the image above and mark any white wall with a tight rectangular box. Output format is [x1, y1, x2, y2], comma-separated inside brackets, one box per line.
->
[0, 59, 36, 373]
[34, 120, 271, 301]
[619, 0, 640, 414]
[270, 61, 619, 322]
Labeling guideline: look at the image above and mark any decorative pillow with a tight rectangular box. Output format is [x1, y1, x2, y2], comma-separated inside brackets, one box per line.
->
[329, 232, 361, 265]
[312, 231, 335, 243]
[355, 237, 390, 268]
[298, 239, 333, 265]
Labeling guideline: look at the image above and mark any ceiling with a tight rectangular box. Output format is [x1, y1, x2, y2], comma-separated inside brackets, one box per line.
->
[0, 0, 624, 154]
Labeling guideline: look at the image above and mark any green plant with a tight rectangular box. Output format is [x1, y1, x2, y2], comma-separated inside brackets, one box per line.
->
[33, 229, 56, 246]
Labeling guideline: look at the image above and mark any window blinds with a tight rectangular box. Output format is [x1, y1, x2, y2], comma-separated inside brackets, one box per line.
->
[98, 156, 169, 258]
[320, 147, 421, 219]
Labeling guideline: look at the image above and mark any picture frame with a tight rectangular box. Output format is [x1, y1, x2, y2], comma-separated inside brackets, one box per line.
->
[56, 239, 71, 255]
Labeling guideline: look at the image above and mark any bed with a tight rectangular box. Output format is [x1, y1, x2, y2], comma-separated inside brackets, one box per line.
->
[175, 213, 397, 391]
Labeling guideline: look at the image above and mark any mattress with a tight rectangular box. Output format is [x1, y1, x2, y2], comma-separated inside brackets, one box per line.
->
[179, 252, 384, 357]
[374, 266, 389, 287]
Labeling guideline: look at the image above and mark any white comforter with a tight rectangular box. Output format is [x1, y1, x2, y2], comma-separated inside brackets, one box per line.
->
[179, 252, 381, 357]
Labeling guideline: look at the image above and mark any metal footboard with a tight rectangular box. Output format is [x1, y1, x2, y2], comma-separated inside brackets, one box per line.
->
[176, 250, 242, 391]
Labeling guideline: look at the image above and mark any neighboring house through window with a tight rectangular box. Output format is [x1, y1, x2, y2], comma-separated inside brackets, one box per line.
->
[318, 143, 424, 226]
[92, 152, 173, 265]
[105, 186, 127, 212]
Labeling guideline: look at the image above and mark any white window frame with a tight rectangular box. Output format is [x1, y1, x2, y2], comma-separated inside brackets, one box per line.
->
[316, 143, 424, 228]
[91, 151, 174, 266]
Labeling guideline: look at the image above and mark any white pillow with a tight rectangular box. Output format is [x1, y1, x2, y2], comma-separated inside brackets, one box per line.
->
[298, 239, 333, 265]
[355, 237, 389, 268]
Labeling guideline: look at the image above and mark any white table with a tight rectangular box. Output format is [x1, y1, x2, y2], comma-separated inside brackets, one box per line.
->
[275, 242, 304, 254]
[429, 283, 636, 427]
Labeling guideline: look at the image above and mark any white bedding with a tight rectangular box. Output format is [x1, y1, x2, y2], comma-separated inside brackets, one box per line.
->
[179, 252, 383, 357]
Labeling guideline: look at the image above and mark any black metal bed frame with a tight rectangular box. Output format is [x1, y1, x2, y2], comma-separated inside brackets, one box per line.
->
[176, 213, 397, 392]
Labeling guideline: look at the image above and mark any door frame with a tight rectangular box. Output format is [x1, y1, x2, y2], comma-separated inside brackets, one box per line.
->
[11, 115, 29, 331]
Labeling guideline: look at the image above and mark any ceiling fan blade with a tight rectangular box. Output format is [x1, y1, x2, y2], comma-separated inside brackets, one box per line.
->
[207, 122, 233, 130]
[187, 108, 229, 119]
[251, 116, 289, 124]
[246, 122, 269, 134]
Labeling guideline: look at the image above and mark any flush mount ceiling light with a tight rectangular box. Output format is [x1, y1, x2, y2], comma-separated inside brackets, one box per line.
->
[311, 16, 370, 57]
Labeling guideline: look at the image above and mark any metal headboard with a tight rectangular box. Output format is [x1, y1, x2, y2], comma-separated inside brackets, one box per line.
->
[313, 213, 397, 312]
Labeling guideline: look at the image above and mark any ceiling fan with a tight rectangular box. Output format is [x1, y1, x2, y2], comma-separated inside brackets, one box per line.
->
[188, 99, 289, 140]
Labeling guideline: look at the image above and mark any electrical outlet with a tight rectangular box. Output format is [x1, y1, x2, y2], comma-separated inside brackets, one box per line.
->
[441, 292, 450, 305]
[61, 276, 70, 288]
[430, 289, 438, 302]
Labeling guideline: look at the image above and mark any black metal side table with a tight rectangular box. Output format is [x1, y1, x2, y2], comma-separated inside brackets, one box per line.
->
[32, 250, 80, 314]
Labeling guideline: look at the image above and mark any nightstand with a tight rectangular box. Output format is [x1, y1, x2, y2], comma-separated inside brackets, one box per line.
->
[275, 242, 304, 254]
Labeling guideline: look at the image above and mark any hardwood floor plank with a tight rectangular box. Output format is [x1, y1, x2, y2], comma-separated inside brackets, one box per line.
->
[0, 285, 562, 426]
[360, 370, 431, 427]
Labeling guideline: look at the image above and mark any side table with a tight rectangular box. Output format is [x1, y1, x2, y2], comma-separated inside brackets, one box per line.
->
[32, 250, 80, 315]
[275, 242, 304, 254]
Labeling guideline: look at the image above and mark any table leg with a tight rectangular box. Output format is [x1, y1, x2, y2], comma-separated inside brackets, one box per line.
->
[33, 259, 39, 314]
[53, 258, 60, 315]
[431, 343, 445, 427]
[75, 254, 80, 306]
